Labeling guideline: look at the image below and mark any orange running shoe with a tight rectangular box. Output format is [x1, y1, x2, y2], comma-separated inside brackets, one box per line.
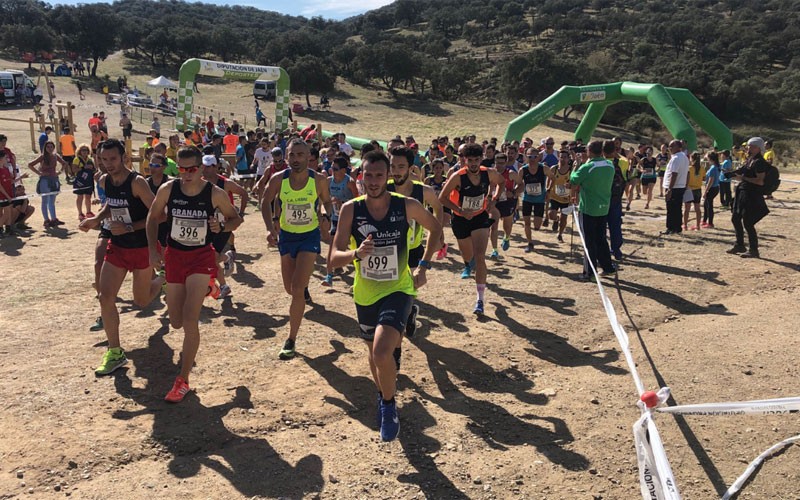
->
[206, 277, 220, 299]
[165, 376, 190, 403]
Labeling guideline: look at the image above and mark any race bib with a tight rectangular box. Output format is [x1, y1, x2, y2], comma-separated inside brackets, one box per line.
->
[525, 183, 543, 196]
[110, 207, 132, 224]
[554, 184, 569, 197]
[286, 203, 312, 226]
[362, 245, 399, 282]
[461, 194, 485, 211]
[171, 217, 207, 246]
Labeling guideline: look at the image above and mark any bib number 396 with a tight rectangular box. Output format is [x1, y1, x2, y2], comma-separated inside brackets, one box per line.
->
[171, 217, 207, 246]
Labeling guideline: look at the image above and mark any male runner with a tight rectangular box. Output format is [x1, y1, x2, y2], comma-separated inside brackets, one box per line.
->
[544, 149, 573, 243]
[519, 148, 547, 253]
[329, 150, 442, 442]
[438, 143, 504, 316]
[79, 139, 165, 375]
[321, 156, 358, 286]
[489, 151, 520, 257]
[261, 139, 333, 359]
[146, 147, 242, 402]
[388, 146, 443, 369]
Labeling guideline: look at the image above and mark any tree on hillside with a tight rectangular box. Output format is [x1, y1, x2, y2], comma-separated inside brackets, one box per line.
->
[1, 25, 55, 68]
[281, 55, 336, 108]
[497, 49, 578, 108]
[51, 4, 119, 77]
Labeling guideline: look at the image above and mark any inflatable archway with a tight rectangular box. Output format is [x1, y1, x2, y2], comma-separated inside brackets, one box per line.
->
[177, 58, 290, 132]
[503, 82, 732, 152]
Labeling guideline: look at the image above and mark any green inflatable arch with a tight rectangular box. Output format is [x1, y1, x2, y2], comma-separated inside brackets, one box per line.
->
[503, 82, 732, 152]
[177, 58, 291, 132]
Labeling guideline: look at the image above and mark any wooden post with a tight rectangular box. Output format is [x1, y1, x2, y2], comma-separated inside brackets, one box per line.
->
[65, 101, 75, 134]
[29, 118, 36, 152]
[125, 138, 133, 170]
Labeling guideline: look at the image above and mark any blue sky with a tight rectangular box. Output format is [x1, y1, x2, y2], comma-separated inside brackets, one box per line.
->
[52, 0, 394, 20]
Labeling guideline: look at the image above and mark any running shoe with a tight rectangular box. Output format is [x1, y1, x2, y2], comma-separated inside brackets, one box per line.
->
[380, 399, 400, 442]
[86, 211, 95, 218]
[473, 300, 484, 316]
[279, 338, 296, 360]
[321, 274, 333, 287]
[43, 220, 52, 228]
[52, 219, 65, 226]
[524, 242, 534, 253]
[740, 250, 760, 259]
[79, 214, 86, 222]
[435, 243, 448, 260]
[501, 238, 510, 252]
[552, 220, 559, 232]
[218, 284, 232, 299]
[16, 222, 31, 230]
[206, 280, 221, 299]
[557, 235, 564, 243]
[489, 249, 499, 260]
[89, 316, 104, 332]
[95, 347, 127, 376]
[542, 218, 549, 228]
[460, 263, 472, 279]
[406, 304, 419, 339]
[304, 287, 312, 303]
[164, 376, 191, 403]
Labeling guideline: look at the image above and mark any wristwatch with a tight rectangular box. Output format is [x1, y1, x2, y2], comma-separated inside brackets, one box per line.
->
[125, 224, 133, 233]
[418, 259, 432, 270]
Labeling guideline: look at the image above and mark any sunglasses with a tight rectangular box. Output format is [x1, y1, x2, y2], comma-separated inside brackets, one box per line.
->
[178, 166, 200, 173]
[149, 163, 165, 168]
[546, 142, 555, 145]
[526, 155, 538, 159]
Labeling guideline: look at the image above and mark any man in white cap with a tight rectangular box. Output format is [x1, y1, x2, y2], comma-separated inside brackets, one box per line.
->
[727, 137, 769, 258]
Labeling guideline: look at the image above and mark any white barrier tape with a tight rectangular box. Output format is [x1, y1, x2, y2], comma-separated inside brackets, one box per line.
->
[570, 205, 646, 395]
[634, 413, 682, 500]
[721, 434, 800, 500]
[781, 179, 800, 184]
[657, 396, 800, 416]
[571, 205, 680, 499]
[230, 173, 258, 180]
[8, 183, 90, 202]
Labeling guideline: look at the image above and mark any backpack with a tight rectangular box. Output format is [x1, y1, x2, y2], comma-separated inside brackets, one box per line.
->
[763, 164, 780, 195]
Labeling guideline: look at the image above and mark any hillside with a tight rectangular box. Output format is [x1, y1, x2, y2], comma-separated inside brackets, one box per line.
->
[2, 0, 799, 159]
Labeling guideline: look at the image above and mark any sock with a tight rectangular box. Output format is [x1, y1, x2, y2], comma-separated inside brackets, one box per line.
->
[382, 396, 395, 405]
[477, 284, 486, 302]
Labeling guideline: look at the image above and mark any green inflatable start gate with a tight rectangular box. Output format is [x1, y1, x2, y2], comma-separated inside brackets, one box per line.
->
[503, 82, 732, 152]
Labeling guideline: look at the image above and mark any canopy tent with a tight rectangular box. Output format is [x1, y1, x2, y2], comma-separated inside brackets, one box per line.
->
[146, 75, 177, 89]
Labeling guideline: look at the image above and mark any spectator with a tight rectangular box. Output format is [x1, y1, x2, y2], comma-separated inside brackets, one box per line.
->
[569, 140, 616, 280]
[59, 127, 77, 182]
[727, 137, 770, 258]
[223, 128, 239, 155]
[661, 140, 689, 235]
[702, 151, 721, 228]
[337, 132, 354, 157]
[683, 152, 705, 231]
[38, 126, 53, 153]
[28, 141, 69, 227]
[718, 150, 733, 207]
[151, 116, 161, 138]
[603, 140, 625, 260]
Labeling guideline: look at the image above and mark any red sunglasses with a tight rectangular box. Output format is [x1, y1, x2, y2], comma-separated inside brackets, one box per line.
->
[178, 165, 200, 173]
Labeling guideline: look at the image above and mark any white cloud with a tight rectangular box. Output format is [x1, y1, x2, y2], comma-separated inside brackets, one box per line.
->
[298, 0, 395, 19]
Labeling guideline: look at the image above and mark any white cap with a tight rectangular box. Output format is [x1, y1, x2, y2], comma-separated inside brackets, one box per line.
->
[271, 147, 283, 155]
[202, 154, 217, 166]
[747, 137, 765, 151]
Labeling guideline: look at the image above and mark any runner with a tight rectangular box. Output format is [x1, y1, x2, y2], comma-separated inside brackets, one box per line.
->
[656, 143, 669, 197]
[387, 146, 443, 369]
[424, 157, 451, 238]
[544, 149, 572, 243]
[321, 156, 358, 286]
[201, 154, 249, 298]
[438, 143, 504, 315]
[639, 146, 658, 209]
[147, 147, 242, 402]
[488, 151, 520, 257]
[72, 144, 96, 222]
[146, 153, 171, 264]
[329, 150, 442, 442]
[260, 139, 333, 360]
[78, 139, 166, 375]
[519, 147, 547, 253]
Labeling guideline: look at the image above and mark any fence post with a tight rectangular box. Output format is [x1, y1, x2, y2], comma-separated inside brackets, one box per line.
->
[29, 118, 36, 152]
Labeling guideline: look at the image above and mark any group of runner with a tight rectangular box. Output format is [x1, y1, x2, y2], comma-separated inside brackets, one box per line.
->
[3, 123, 767, 442]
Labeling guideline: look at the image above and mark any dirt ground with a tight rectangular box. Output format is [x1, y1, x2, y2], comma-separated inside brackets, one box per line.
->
[2, 80, 800, 500]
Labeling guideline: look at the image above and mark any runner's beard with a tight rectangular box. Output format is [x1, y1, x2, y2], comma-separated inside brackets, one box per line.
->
[290, 163, 306, 172]
[393, 172, 409, 186]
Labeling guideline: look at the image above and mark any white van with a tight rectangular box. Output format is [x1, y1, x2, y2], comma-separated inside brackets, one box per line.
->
[253, 80, 276, 101]
[0, 70, 35, 101]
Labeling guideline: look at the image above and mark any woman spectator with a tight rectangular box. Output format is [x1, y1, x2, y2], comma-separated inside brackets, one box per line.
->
[682, 152, 705, 231]
[702, 151, 721, 228]
[718, 150, 733, 207]
[166, 134, 180, 162]
[639, 147, 658, 209]
[28, 141, 68, 227]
